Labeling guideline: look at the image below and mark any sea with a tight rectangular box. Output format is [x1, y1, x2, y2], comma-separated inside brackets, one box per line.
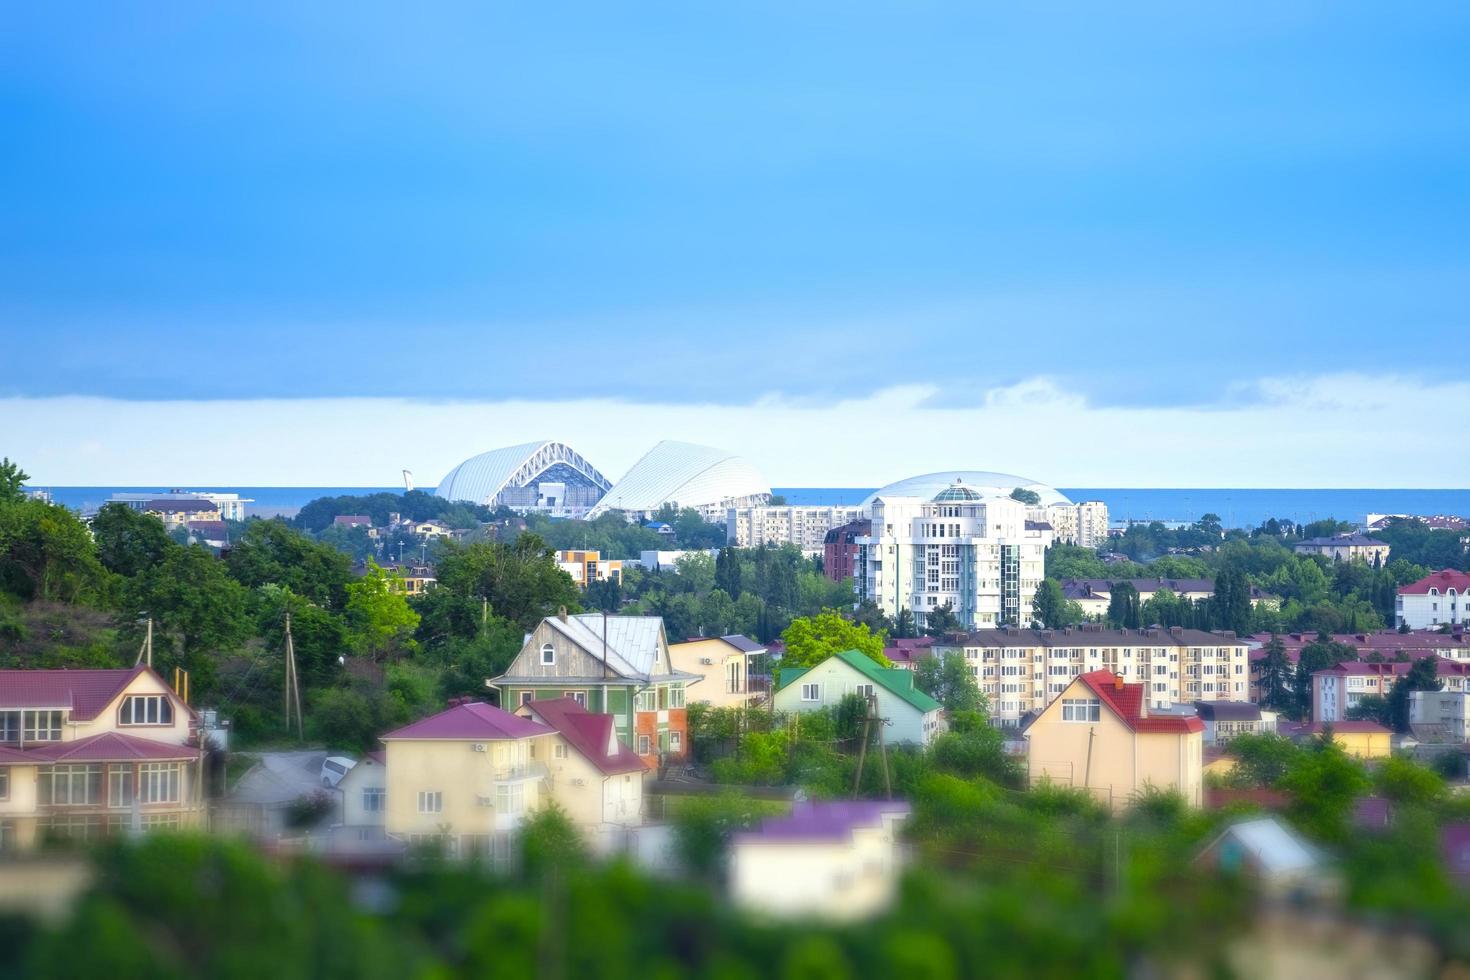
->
[35, 486, 1470, 528]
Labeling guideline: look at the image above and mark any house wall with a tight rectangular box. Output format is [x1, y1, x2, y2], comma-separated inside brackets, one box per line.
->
[1331, 730, 1392, 760]
[669, 639, 748, 710]
[531, 733, 644, 828]
[773, 658, 938, 746]
[384, 738, 538, 844]
[66, 671, 194, 746]
[339, 759, 386, 828]
[729, 815, 907, 920]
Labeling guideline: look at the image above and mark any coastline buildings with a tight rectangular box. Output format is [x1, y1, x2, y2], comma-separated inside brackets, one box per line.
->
[1040, 500, 1110, 549]
[726, 505, 865, 555]
[856, 481, 1051, 631]
[1396, 570, 1470, 630]
[106, 489, 252, 521]
[1292, 533, 1391, 564]
[934, 626, 1251, 728]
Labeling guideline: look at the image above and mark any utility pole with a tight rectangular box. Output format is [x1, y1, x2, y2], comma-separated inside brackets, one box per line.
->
[284, 612, 304, 740]
[134, 615, 153, 668]
[874, 693, 892, 800]
[852, 701, 873, 798]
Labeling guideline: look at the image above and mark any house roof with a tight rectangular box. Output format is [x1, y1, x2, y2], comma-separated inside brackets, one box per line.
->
[779, 649, 943, 715]
[1192, 701, 1263, 722]
[334, 514, 373, 526]
[382, 701, 552, 741]
[0, 665, 185, 721]
[717, 634, 766, 654]
[1063, 577, 1216, 595]
[1204, 817, 1327, 874]
[24, 731, 199, 763]
[519, 697, 647, 776]
[1443, 823, 1470, 877]
[540, 613, 669, 679]
[946, 626, 1245, 649]
[1077, 670, 1204, 734]
[734, 800, 911, 843]
[1399, 569, 1470, 596]
[143, 498, 217, 512]
[1314, 657, 1470, 679]
[1294, 534, 1386, 548]
[1305, 721, 1392, 735]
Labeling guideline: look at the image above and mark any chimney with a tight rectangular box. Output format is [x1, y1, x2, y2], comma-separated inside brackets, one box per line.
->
[1219, 631, 1236, 642]
[1169, 626, 1183, 638]
[558, 605, 568, 622]
[1113, 673, 1124, 690]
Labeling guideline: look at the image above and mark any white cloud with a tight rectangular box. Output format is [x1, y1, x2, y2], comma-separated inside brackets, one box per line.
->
[4, 373, 1467, 488]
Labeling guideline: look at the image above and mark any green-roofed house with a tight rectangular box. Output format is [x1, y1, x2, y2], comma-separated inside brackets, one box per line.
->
[774, 649, 946, 746]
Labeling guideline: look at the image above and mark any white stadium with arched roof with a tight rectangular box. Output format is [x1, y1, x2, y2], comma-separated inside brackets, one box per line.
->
[858, 470, 1070, 510]
[434, 440, 612, 517]
[586, 440, 770, 522]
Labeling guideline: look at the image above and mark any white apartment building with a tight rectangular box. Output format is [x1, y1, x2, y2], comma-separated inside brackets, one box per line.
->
[725, 505, 865, 555]
[933, 626, 1252, 728]
[1396, 570, 1470, 630]
[855, 482, 1051, 632]
[1037, 501, 1110, 549]
[1410, 690, 1470, 743]
[106, 490, 253, 521]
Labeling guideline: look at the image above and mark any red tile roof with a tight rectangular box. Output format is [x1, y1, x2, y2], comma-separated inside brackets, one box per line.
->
[519, 697, 646, 776]
[1399, 570, 1470, 596]
[24, 731, 198, 762]
[1078, 670, 1204, 734]
[0, 666, 185, 722]
[381, 701, 552, 741]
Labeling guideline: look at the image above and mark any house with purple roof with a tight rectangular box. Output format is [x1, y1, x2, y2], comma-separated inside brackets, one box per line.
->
[729, 799, 911, 920]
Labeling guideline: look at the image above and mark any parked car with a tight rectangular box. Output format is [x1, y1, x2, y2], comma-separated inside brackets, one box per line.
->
[320, 756, 357, 788]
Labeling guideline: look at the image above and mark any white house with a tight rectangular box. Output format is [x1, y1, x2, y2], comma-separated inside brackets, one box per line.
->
[1397, 570, 1470, 630]
[774, 649, 945, 746]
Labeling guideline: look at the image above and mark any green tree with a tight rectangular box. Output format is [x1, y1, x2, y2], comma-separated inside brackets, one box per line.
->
[1009, 487, 1041, 506]
[1293, 635, 1355, 719]
[1281, 732, 1370, 843]
[1106, 582, 1141, 629]
[1227, 732, 1301, 787]
[1254, 635, 1293, 712]
[226, 519, 354, 610]
[892, 607, 918, 639]
[0, 498, 108, 603]
[344, 560, 419, 661]
[1386, 655, 1442, 733]
[914, 651, 983, 712]
[125, 545, 252, 690]
[91, 503, 176, 577]
[780, 610, 888, 670]
[0, 458, 29, 504]
[923, 601, 961, 637]
[1031, 578, 1083, 628]
[1210, 566, 1253, 634]
[714, 546, 743, 596]
[435, 535, 581, 630]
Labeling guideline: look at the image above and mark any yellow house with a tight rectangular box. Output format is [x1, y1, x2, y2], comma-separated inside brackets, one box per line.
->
[513, 697, 647, 830]
[1304, 722, 1393, 760]
[1024, 669, 1203, 810]
[668, 635, 763, 710]
[556, 550, 623, 587]
[0, 666, 202, 851]
[381, 700, 553, 862]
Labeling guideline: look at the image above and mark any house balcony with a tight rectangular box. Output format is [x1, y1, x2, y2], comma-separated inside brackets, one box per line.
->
[493, 762, 549, 783]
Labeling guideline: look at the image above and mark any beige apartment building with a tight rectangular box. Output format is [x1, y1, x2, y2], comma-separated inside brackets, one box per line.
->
[1024, 670, 1204, 809]
[0, 666, 202, 851]
[934, 626, 1251, 728]
[725, 505, 866, 555]
[668, 635, 764, 709]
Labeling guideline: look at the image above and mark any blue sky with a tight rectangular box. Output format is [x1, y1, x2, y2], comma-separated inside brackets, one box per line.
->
[4, 4, 1469, 485]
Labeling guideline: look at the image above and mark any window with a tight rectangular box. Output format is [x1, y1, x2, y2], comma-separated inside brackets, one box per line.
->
[119, 695, 174, 727]
[635, 688, 657, 712]
[800, 683, 820, 701]
[562, 690, 586, 706]
[495, 783, 524, 815]
[363, 788, 385, 812]
[418, 791, 443, 814]
[0, 767, 7, 800]
[855, 683, 875, 699]
[519, 691, 533, 706]
[108, 766, 134, 808]
[670, 731, 683, 753]
[669, 684, 686, 708]
[138, 763, 180, 804]
[637, 735, 651, 755]
[553, 743, 567, 760]
[0, 712, 17, 744]
[540, 643, 555, 666]
[23, 710, 62, 743]
[1061, 698, 1101, 722]
[39, 764, 102, 805]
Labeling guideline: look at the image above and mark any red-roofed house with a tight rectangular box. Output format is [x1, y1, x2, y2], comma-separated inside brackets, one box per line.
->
[0, 666, 201, 851]
[1023, 669, 1203, 810]
[380, 700, 554, 860]
[514, 697, 647, 830]
[1397, 570, 1470, 630]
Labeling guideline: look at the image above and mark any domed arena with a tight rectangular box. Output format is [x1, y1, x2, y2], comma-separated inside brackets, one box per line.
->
[859, 471, 1070, 510]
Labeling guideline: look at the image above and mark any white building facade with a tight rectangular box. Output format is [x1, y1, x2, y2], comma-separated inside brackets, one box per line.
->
[726, 505, 865, 555]
[856, 483, 1051, 631]
[1038, 501, 1110, 549]
[1396, 570, 1470, 630]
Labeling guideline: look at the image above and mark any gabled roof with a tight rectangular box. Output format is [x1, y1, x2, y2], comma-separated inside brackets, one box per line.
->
[519, 697, 646, 776]
[25, 731, 198, 763]
[542, 614, 668, 679]
[1399, 569, 1470, 596]
[1077, 670, 1203, 734]
[0, 666, 186, 721]
[382, 701, 552, 741]
[1294, 534, 1386, 548]
[779, 649, 942, 715]
[717, 634, 766, 654]
[1202, 817, 1328, 874]
[735, 800, 911, 843]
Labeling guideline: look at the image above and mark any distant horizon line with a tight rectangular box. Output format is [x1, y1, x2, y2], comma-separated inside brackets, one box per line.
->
[22, 484, 1470, 492]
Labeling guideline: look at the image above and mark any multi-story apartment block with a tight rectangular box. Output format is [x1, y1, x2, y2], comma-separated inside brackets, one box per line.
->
[106, 489, 253, 521]
[823, 519, 870, 583]
[726, 505, 865, 555]
[556, 549, 623, 587]
[1312, 657, 1470, 724]
[1292, 533, 1390, 564]
[0, 666, 202, 851]
[856, 483, 1051, 631]
[934, 626, 1251, 728]
[1396, 570, 1470, 630]
[1038, 501, 1110, 549]
[1409, 690, 1470, 742]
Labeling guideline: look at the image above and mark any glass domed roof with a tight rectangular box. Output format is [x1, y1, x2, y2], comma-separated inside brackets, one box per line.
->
[933, 482, 984, 502]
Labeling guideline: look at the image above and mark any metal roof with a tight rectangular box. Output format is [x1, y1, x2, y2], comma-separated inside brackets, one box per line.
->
[858, 471, 1071, 510]
[434, 440, 611, 507]
[585, 441, 769, 517]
